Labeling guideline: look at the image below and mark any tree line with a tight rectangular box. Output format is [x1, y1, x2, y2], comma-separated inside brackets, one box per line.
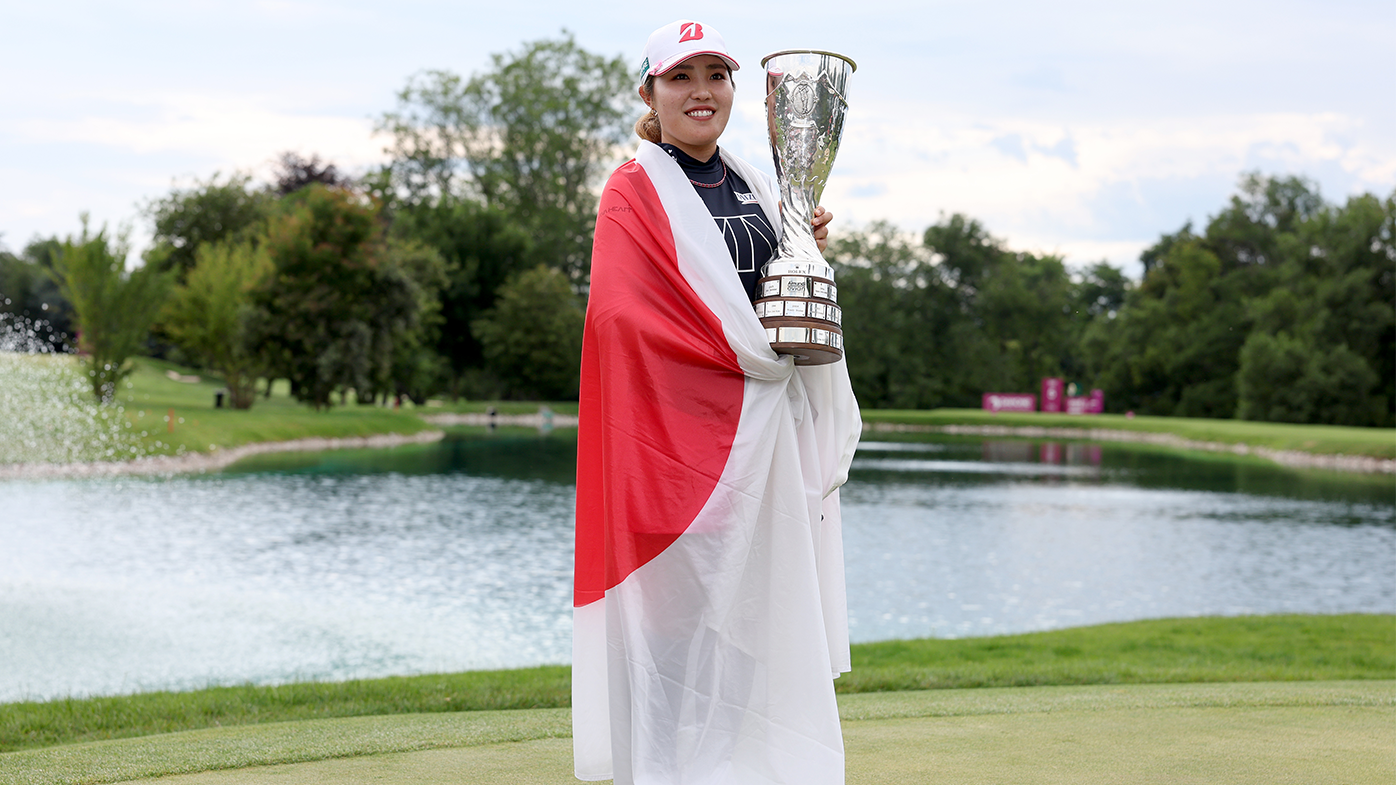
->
[0, 33, 626, 409]
[832, 175, 1394, 426]
[1, 33, 1391, 426]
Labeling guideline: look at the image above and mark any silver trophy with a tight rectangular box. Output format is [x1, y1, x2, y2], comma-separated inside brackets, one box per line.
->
[756, 50, 856, 365]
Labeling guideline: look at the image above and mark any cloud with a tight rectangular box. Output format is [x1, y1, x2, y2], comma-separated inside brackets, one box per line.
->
[800, 99, 1395, 272]
[7, 91, 388, 174]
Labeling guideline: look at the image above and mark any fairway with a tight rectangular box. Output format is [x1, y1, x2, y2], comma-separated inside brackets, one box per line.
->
[3, 681, 1390, 785]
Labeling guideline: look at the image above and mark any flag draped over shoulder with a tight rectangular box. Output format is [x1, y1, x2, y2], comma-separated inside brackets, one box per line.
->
[573, 141, 862, 785]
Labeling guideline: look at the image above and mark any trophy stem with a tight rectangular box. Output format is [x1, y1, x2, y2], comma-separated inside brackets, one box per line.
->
[774, 179, 823, 266]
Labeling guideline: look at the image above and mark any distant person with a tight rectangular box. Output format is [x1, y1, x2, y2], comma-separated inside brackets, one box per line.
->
[571, 18, 862, 785]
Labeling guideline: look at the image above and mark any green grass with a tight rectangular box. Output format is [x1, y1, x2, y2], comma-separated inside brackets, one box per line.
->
[841, 613, 1396, 692]
[3, 615, 1390, 754]
[863, 408, 1396, 460]
[2, 682, 1392, 785]
[0, 666, 570, 754]
[4, 355, 575, 462]
[86, 357, 435, 458]
[6, 354, 1389, 464]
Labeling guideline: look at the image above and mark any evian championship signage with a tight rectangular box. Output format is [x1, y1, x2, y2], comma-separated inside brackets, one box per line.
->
[983, 378, 1104, 414]
[981, 392, 1036, 413]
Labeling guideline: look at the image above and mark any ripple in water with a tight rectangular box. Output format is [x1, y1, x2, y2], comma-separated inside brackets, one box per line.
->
[1, 433, 1392, 702]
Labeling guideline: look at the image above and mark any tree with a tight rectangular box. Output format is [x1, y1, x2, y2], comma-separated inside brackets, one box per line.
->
[0, 238, 73, 350]
[376, 32, 632, 280]
[1233, 190, 1394, 425]
[249, 185, 389, 408]
[145, 172, 272, 280]
[472, 264, 584, 400]
[361, 238, 450, 405]
[390, 197, 532, 397]
[273, 151, 353, 197]
[1236, 331, 1381, 425]
[829, 221, 955, 408]
[924, 214, 1075, 398]
[161, 241, 273, 409]
[1084, 173, 1394, 424]
[1205, 173, 1325, 267]
[49, 216, 173, 400]
[1085, 238, 1253, 417]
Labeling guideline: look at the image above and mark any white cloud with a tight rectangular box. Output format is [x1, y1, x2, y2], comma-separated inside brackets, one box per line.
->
[8, 91, 388, 174]
[785, 100, 1396, 272]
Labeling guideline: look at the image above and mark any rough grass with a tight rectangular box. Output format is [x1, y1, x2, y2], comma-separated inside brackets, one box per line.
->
[862, 408, 1396, 460]
[3, 615, 1391, 754]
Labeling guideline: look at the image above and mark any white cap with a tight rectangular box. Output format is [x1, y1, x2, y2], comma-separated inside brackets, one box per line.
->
[638, 20, 740, 87]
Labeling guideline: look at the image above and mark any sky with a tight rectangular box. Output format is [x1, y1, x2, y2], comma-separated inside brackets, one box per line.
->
[2, 0, 1392, 277]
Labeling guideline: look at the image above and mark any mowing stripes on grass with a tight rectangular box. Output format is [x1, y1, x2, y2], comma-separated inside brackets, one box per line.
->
[2, 615, 1391, 753]
[1, 682, 1391, 785]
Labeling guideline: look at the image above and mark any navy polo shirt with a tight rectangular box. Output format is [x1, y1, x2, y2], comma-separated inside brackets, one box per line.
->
[659, 144, 778, 303]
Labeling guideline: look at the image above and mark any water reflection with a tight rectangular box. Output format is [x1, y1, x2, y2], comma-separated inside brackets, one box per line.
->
[842, 437, 1393, 641]
[0, 429, 1390, 702]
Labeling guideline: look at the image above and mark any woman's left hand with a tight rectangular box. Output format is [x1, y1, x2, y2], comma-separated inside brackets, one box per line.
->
[812, 206, 834, 253]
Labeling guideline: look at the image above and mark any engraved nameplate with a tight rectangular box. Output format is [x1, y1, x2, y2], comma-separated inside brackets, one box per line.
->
[765, 261, 835, 280]
[777, 326, 809, 343]
[783, 276, 811, 298]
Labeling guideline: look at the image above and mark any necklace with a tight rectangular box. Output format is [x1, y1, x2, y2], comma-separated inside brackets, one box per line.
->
[689, 160, 727, 189]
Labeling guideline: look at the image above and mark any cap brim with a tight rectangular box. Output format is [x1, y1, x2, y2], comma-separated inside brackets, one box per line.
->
[650, 50, 741, 77]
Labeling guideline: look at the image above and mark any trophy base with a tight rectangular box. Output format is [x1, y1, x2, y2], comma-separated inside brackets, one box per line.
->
[754, 269, 844, 365]
[762, 319, 844, 365]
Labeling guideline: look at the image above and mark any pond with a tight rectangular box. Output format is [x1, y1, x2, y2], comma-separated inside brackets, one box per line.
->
[1, 428, 1391, 703]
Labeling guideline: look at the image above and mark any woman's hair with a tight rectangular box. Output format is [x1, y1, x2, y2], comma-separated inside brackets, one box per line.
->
[634, 76, 662, 144]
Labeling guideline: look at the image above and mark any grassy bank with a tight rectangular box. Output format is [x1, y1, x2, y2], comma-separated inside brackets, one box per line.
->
[863, 408, 1396, 460]
[4, 354, 1389, 464]
[36, 356, 436, 460]
[3, 355, 575, 462]
[3, 614, 1390, 753]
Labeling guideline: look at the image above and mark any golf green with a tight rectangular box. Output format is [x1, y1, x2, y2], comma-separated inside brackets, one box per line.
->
[4, 682, 1391, 785]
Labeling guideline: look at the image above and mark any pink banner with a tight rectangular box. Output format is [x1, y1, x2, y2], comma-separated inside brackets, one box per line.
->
[1065, 389, 1105, 415]
[1041, 377, 1064, 413]
[982, 393, 1037, 413]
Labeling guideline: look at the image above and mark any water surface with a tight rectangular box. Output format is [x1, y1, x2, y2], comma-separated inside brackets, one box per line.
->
[1, 428, 1390, 702]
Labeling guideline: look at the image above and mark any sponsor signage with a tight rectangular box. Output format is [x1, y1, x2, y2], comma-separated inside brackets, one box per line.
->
[1065, 389, 1105, 415]
[1041, 377, 1064, 413]
[981, 382, 1104, 415]
[982, 393, 1037, 413]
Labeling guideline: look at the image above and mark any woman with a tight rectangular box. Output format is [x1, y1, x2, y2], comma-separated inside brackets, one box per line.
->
[573, 19, 862, 785]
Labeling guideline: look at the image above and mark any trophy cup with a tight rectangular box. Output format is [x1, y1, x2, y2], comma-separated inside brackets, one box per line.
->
[755, 50, 856, 365]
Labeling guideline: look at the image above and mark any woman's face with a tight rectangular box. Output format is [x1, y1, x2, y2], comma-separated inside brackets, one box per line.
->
[642, 54, 733, 161]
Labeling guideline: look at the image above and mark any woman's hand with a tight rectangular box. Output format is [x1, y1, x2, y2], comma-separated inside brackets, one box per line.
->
[812, 206, 834, 253]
